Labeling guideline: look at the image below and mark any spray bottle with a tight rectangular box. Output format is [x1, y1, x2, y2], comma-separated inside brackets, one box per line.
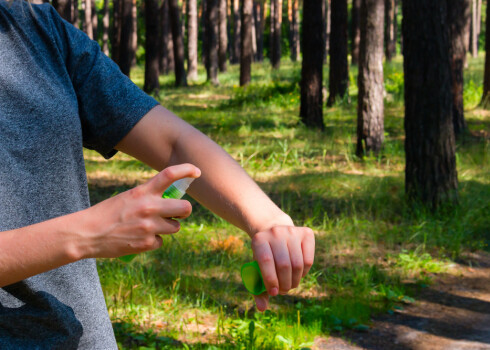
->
[118, 177, 195, 263]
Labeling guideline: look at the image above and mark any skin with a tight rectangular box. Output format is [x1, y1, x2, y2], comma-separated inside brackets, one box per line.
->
[0, 105, 315, 311]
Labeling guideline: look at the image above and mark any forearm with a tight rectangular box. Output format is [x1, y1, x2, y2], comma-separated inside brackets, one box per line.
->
[115, 106, 293, 236]
[0, 213, 82, 287]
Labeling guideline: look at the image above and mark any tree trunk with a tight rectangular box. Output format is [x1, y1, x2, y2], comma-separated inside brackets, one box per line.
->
[448, 0, 470, 136]
[351, 0, 361, 65]
[102, 0, 109, 56]
[131, 0, 138, 66]
[356, 0, 385, 157]
[384, 0, 396, 61]
[254, 0, 265, 62]
[187, 0, 199, 80]
[483, 0, 490, 106]
[270, 0, 282, 69]
[289, 0, 300, 62]
[327, 0, 349, 106]
[169, 0, 188, 86]
[471, 0, 478, 57]
[219, 0, 228, 72]
[323, 0, 331, 62]
[206, 0, 220, 84]
[91, 0, 98, 40]
[84, 0, 93, 39]
[119, 0, 135, 76]
[240, 0, 253, 85]
[112, 0, 122, 63]
[53, 0, 73, 23]
[403, 0, 458, 208]
[159, 0, 174, 75]
[144, 0, 160, 94]
[300, 0, 324, 129]
[232, 0, 241, 63]
[73, 0, 79, 28]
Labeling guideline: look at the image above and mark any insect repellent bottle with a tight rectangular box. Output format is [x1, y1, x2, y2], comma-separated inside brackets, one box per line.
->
[118, 177, 195, 263]
[241, 261, 266, 295]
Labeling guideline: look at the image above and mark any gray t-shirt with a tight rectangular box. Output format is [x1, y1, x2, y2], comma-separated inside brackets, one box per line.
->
[0, 1, 158, 348]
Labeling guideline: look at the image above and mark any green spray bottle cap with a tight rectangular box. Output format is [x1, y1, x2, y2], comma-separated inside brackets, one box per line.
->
[241, 261, 266, 295]
[119, 177, 195, 263]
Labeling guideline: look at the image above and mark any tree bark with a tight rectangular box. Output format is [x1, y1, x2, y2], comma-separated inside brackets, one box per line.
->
[448, 0, 470, 135]
[219, 0, 229, 72]
[206, 0, 220, 84]
[53, 0, 73, 23]
[112, 0, 122, 64]
[403, 0, 458, 208]
[270, 0, 282, 69]
[384, 0, 396, 61]
[356, 0, 385, 157]
[471, 0, 478, 57]
[327, 0, 349, 106]
[131, 0, 138, 66]
[289, 0, 300, 61]
[119, 0, 135, 76]
[169, 0, 188, 86]
[351, 0, 361, 65]
[482, 0, 490, 106]
[159, 0, 175, 75]
[102, 0, 109, 55]
[84, 0, 93, 39]
[254, 0, 265, 62]
[323, 0, 331, 62]
[144, 0, 160, 94]
[91, 0, 98, 40]
[240, 0, 253, 85]
[232, 0, 241, 63]
[73, 0, 79, 28]
[187, 0, 199, 80]
[300, 0, 324, 129]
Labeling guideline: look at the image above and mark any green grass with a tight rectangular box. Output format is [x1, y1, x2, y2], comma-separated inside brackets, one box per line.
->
[85, 55, 489, 349]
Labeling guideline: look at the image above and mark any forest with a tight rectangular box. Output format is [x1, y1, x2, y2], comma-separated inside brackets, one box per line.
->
[35, 0, 490, 348]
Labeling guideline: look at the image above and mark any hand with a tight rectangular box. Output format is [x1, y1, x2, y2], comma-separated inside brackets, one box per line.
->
[251, 224, 315, 311]
[75, 163, 201, 259]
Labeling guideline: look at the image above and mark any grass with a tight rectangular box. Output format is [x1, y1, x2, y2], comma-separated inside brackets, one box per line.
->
[85, 55, 489, 349]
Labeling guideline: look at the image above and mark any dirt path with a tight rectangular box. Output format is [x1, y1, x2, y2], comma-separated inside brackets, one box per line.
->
[314, 251, 490, 350]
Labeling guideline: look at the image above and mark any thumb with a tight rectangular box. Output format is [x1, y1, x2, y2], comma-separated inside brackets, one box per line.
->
[144, 163, 201, 195]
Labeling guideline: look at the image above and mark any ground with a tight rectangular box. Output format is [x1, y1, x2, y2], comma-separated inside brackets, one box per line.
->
[315, 251, 490, 350]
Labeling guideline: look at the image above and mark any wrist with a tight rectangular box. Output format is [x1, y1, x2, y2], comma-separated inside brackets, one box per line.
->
[248, 211, 294, 238]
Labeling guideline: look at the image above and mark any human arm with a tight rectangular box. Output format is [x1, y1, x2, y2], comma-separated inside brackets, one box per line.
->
[0, 164, 200, 287]
[115, 105, 315, 311]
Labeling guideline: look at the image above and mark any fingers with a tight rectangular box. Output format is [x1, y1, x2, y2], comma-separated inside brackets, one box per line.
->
[252, 239, 279, 297]
[301, 228, 315, 277]
[144, 163, 201, 195]
[288, 238, 304, 289]
[271, 240, 292, 294]
[253, 293, 269, 312]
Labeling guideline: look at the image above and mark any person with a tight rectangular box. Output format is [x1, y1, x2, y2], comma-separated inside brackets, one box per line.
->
[0, 0, 315, 348]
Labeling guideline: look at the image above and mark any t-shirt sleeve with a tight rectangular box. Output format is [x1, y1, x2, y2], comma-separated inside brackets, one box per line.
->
[45, 5, 159, 159]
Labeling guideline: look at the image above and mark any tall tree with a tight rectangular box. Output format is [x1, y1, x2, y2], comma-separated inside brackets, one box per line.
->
[448, 0, 470, 136]
[169, 0, 188, 86]
[131, 0, 138, 66]
[323, 0, 331, 61]
[84, 0, 93, 39]
[219, 0, 229, 72]
[73, 0, 79, 28]
[327, 0, 349, 106]
[187, 0, 199, 80]
[300, 0, 324, 129]
[159, 0, 175, 75]
[119, 0, 136, 76]
[270, 0, 282, 69]
[356, 0, 385, 157]
[206, 0, 220, 84]
[351, 0, 361, 65]
[102, 0, 109, 55]
[240, 0, 253, 85]
[289, 0, 300, 62]
[482, 0, 490, 106]
[403, 0, 458, 208]
[52, 0, 73, 23]
[470, 0, 479, 57]
[254, 0, 265, 62]
[232, 0, 241, 63]
[91, 0, 98, 39]
[112, 0, 122, 64]
[144, 0, 160, 94]
[384, 0, 396, 61]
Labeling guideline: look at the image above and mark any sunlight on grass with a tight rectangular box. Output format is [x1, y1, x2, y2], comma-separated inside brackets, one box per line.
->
[85, 55, 489, 349]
